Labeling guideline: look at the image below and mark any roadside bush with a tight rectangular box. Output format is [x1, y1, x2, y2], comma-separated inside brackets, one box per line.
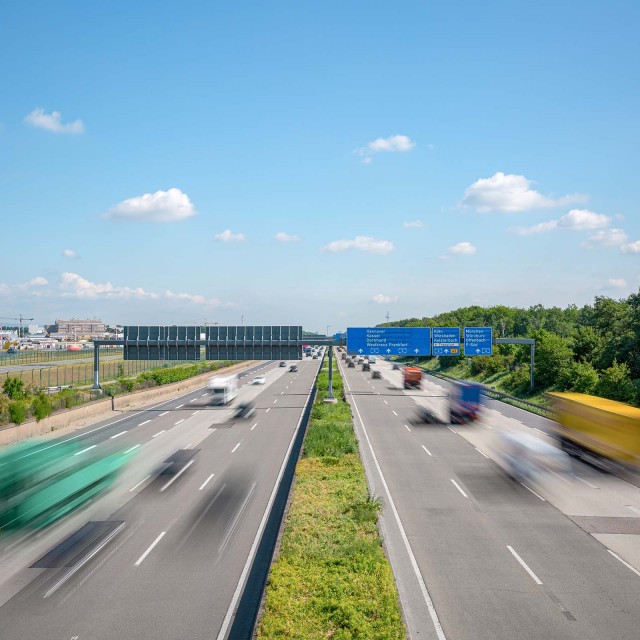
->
[503, 366, 530, 394]
[118, 378, 136, 393]
[3, 377, 25, 400]
[556, 361, 599, 394]
[8, 401, 27, 425]
[32, 392, 52, 421]
[596, 361, 637, 404]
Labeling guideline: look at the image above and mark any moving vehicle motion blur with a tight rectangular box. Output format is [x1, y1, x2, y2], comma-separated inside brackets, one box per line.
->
[207, 375, 238, 405]
[403, 367, 422, 389]
[232, 401, 256, 420]
[549, 392, 640, 469]
[0, 438, 135, 531]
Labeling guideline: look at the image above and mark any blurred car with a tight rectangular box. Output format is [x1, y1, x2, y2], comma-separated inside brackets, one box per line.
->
[372, 370, 382, 379]
[279, 361, 287, 367]
[392, 363, 401, 370]
[252, 375, 266, 385]
[289, 365, 298, 372]
[348, 361, 355, 368]
[232, 401, 256, 419]
[362, 362, 371, 371]
[312, 355, 318, 359]
[7, 347, 18, 355]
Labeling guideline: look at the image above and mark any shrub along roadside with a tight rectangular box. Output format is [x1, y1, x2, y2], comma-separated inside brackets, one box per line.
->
[257, 356, 406, 639]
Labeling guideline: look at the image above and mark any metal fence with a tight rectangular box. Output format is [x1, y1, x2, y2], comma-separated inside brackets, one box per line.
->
[0, 348, 124, 366]
[0, 358, 196, 391]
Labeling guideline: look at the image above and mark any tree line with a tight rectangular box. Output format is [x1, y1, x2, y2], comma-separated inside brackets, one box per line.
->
[380, 292, 640, 404]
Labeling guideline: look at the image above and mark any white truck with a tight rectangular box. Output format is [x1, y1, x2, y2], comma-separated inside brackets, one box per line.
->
[207, 375, 238, 405]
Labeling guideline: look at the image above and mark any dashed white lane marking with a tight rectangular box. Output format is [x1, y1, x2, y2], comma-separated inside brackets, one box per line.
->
[474, 447, 489, 459]
[135, 531, 166, 566]
[199, 473, 215, 491]
[404, 424, 411, 432]
[189, 398, 198, 402]
[129, 475, 151, 492]
[176, 404, 184, 409]
[273, 399, 278, 404]
[266, 408, 270, 413]
[175, 419, 185, 425]
[158, 411, 169, 417]
[520, 483, 546, 501]
[160, 460, 194, 492]
[384, 400, 388, 405]
[138, 420, 151, 426]
[185, 443, 193, 449]
[201, 393, 208, 397]
[571, 473, 599, 489]
[421, 445, 432, 456]
[607, 549, 640, 578]
[111, 431, 127, 439]
[507, 545, 543, 585]
[192, 411, 200, 415]
[251, 423, 258, 431]
[124, 444, 140, 454]
[74, 445, 97, 456]
[152, 430, 166, 438]
[281, 391, 284, 395]
[393, 410, 398, 416]
[450, 479, 468, 498]
[231, 441, 242, 453]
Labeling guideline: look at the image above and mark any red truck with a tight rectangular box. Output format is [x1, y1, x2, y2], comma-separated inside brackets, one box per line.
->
[403, 367, 423, 389]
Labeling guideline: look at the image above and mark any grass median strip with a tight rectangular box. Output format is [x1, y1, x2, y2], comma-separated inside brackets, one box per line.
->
[257, 357, 405, 639]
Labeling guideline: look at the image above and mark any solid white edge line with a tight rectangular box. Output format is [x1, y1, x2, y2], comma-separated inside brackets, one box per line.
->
[520, 482, 546, 501]
[134, 531, 166, 566]
[607, 549, 640, 578]
[338, 359, 447, 640]
[44, 522, 126, 597]
[73, 445, 97, 456]
[199, 473, 215, 491]
[421, 445, 432, 456]
[450, 479, 468, 498]
[474, 446, 490, 459]
[507, 545, 543, 585]
[215, 376, 317, 640]
[129, 475, 151, 492]
[159, 460, 194, 492]
[110, 431, 127, 439]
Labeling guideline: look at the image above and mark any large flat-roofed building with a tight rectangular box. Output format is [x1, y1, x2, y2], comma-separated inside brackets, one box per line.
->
[54, 319, 106, 338]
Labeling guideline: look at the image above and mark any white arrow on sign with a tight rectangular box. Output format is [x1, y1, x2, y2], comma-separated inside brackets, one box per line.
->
[476, 348, 480, 353]
[444, 349, 449, 354]
[386, 349, 391, 353]
[358, 349, 363, 353]
[414, 349, 419, 353]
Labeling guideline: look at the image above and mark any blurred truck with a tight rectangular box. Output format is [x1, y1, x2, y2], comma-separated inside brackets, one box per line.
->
[403, 367, 422, 389]
[548, 392, 640, 469]
[207, 375, 238, 405]
[450, 382, 483, 424]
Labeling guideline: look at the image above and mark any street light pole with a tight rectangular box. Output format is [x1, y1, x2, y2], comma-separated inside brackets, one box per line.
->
[324, 325, 336, 403]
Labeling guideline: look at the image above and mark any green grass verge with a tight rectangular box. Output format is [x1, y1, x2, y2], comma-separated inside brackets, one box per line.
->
[257, 356, 406, 640]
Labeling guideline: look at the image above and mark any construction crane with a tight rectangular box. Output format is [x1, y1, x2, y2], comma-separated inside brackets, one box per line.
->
[0, 315, 34, 340]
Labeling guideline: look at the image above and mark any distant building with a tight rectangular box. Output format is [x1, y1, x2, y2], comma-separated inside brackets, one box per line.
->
[28, 324, 45, 335]
[54, 319, 106, 338]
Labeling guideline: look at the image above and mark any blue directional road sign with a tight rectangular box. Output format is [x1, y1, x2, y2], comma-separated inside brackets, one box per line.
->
[347, 327, 431, 356]
[464, 327, 493, 356]
[432, 327, 461, 356]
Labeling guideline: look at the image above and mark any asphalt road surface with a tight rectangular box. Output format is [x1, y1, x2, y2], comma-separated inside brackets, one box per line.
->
[0, 358, 321, 640]
[338, 353, 640, 640]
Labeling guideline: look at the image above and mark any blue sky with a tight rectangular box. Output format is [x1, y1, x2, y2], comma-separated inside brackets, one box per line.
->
[1, 1, 638, 333]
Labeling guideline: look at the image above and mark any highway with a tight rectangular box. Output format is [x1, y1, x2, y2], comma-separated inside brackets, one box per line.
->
[0, 358, 321, 640]
[338, 353, 640, 640]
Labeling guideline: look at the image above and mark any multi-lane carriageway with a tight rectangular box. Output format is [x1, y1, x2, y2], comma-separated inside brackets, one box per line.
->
[338, 353, 640, 640]
[2, 350, 640, 640]
[0, 359, 322, 640]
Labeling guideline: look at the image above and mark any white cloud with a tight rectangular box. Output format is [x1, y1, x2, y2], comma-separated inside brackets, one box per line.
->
[28, 277, 48, 286]
[608, 278, 627, 289]
[583, 228, 628, 248]
[371, 294, 398, 304]
[510, 221, 559, 235]
[355, 134, 415, 163]
[461, 172, 587, 213]
[322, 236, 395, 255]
[214, 229, 245, 243]
[275, 232, 301, 243]
[24, 108, 85, 134]
[62, 249, 78, 258]
[403, 220, 424, 228]
[60, 272, 157, 299]
[448, 241, 477, 255]
[621, 240, 640, 254]
[557, 209, 611, 230]
[104, 188, 197, 223]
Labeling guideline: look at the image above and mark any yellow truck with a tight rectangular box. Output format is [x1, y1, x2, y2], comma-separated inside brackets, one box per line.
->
[548, 392, 640, 468]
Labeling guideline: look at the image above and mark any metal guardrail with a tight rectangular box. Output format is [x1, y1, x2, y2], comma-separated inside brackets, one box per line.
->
[422, 369, 554, 417]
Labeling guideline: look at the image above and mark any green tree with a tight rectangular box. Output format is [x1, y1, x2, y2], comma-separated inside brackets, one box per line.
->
[8, 401, 27, 425]
[532, 330, 573, 388]
[32, 393, 52, 421]
[556, 361, 599, 394]
[596, 361, 637, 404]
[572, 325, 602, 365]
